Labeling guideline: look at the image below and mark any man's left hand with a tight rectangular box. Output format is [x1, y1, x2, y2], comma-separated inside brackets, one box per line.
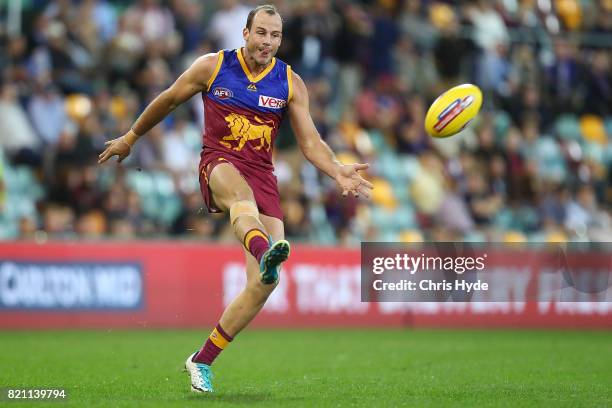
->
[335, 163, 373, 198]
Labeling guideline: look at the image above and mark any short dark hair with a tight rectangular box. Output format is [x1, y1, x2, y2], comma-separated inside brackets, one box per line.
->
[246, 4, 281, 30]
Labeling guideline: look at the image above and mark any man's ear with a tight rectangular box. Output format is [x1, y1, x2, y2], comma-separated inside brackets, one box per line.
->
[243, 27, 249, 42]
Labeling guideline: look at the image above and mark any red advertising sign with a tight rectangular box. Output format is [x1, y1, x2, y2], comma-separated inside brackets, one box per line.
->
[0, 242, 610, 329]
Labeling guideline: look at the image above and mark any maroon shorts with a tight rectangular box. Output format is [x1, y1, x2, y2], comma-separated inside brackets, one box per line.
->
[199, 152, 283, 220]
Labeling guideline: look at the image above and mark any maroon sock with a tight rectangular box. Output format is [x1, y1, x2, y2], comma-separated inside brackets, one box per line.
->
[193, 324, 233, 365]
[244, 229, 270, 263]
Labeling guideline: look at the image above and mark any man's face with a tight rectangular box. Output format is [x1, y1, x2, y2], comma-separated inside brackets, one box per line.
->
[243, 11, 282, 66]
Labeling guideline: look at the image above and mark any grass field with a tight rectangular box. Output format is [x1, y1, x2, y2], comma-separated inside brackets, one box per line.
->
[0, 329, 610, 407]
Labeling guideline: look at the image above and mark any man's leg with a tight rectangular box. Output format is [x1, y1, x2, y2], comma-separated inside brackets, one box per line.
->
[209, 163, 272, 264]
[207, 164, 287, 333]
[188, 163, 288, 391]
[218, 213, 285, 335]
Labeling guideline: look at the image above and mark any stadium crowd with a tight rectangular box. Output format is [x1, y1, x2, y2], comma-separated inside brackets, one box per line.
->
[0, 0, 610, 244]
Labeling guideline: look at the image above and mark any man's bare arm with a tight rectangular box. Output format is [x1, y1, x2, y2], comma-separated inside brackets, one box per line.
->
[288, 72, 342, 179]
[98, 52, 220, 163]
[288, 72, 373, 198]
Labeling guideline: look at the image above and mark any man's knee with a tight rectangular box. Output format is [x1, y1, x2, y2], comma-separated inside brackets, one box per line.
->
[229, 199, 259, 226]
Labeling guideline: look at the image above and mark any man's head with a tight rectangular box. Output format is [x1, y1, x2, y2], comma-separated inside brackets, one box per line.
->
[243, 5, 282, 66]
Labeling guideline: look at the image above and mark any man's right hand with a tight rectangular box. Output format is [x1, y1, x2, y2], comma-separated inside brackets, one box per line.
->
[98, 130, 138, 164]
[97, 52, 219, 165]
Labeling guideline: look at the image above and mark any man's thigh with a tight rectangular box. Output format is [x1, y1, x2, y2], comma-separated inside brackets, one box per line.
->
[208, 162, 255, 212]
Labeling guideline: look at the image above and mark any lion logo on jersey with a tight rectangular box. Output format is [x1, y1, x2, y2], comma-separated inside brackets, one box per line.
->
[219, 113, 273, 152]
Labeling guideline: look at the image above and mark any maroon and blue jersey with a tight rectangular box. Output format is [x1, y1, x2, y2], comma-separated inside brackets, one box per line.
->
[201, 48, 293, 172]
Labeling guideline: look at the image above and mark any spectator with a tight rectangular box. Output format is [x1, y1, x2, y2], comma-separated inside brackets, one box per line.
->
[161, 114, 200, 176]
[27, 82, 67, 145]
[463, 170, 503, 226]
[411, 151, 447, 219]
[208, 0, 251, 50]
[583, 50, 611, 116]
[543, 37, 582, 115]
[333, 2, 371, 110]
[432, 4, 472, 92]
[565, 184, 612, 239]
[0, 82, 40, 154]
[123, 0, 179, 56]
[369, 5, 400, 78]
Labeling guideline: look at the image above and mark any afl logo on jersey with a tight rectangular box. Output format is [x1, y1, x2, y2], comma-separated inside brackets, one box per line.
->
[213, 87, 233, 100]
[258, 95, 287, 109]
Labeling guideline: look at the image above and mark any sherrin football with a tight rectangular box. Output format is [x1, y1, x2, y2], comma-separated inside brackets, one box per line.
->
[424, 84, 483, 138]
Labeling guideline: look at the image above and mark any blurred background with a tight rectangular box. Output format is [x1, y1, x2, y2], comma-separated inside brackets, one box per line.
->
[0, 5, 610, 401]
[0, 0, 610, 244]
